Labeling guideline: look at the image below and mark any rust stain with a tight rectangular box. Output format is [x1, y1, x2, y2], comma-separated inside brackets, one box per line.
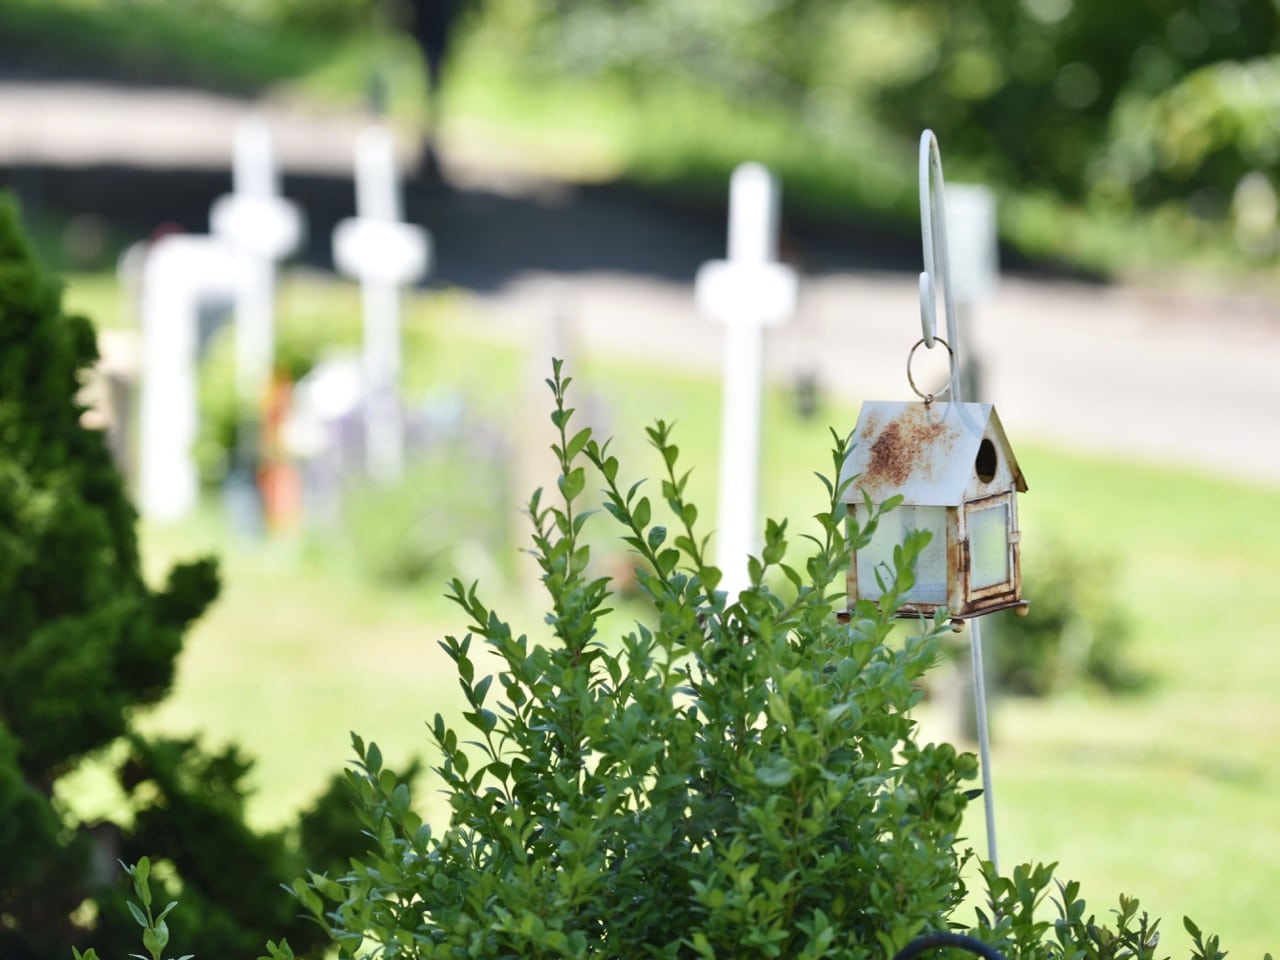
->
[865, 409, 950, 488]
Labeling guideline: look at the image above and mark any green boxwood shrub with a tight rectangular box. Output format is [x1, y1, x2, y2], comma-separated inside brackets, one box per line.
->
[290, 362, 1248, 960]
[294, 360, 978, 958]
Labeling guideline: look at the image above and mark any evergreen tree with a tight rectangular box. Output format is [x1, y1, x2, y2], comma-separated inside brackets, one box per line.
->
[0, 191, 216, 957]
[0, 195, 360, 959]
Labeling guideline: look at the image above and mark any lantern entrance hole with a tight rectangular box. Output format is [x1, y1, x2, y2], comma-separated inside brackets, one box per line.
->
[975, 438, 997, 482]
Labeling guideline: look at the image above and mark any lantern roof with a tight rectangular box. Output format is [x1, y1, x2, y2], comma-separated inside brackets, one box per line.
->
[839, 400, 1027, 507]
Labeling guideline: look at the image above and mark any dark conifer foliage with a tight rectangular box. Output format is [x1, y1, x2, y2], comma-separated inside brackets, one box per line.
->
[0, 195, 360, 960]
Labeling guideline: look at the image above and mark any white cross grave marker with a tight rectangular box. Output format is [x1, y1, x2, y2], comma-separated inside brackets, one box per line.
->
[332, 125, 432, 482]
[138, 235, 238, 521]
[695, 163, 798, 598]
[945, 184, 999, 405]
[209, 115, 304, 403]
[945, 184, 999, 306]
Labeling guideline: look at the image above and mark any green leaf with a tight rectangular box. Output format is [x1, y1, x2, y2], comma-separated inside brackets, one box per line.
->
[660, 442, 679, 470]
[550, 406, 573, 430]
[566, 427, 592, 460]
[290, 368, 1016, 960]
[560, 467, 586, 501]
[634, 497, 651, 529]
[755, 758, 796, 787]
[129, 856, 152, 907]
[142, 942, 162, 960]
[391, 782, 412, 816]
[150, 918, 170, 953]
[127, 900, 149, 931]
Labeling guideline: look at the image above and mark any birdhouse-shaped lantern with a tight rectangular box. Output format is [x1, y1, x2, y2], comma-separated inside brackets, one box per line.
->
[840, 399, 1027, 624]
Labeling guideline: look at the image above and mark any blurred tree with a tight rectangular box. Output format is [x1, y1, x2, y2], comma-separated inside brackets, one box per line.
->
[404, 0, 470, 180]
[0, 188, 213, 956]
[471, 0, 1280, 235]
[874, 0, 1280, 209]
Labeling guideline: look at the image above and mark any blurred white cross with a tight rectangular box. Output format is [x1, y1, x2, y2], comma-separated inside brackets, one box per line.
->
[695, 162, 798, 598]
[209, 115, 304, 404]
[332, 125, 432, 483]
[139, 235, 238, 521]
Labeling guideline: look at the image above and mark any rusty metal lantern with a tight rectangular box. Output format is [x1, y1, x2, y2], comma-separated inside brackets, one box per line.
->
[844, 128, 1017, 871]
[839, 129, 1029, 632]
[840, 398, 1027, 625]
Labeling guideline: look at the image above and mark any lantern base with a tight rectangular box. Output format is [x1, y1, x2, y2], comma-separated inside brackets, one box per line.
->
[836, 598, 1029, 627]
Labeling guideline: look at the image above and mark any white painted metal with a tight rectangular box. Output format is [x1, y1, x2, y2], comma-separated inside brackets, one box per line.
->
[918, 131, 957, 362]
[918, 129, 1000, 873]
[694, 163, 798, 598]
[839, 400, 1022, 506]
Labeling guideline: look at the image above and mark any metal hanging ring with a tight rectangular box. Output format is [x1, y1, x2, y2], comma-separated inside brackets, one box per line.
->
[906, 336, 955, 404]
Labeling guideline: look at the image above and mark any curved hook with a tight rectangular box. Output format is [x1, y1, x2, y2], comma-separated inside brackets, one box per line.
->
[893, 933, 1008, 960]
[918, 130, 958, 375]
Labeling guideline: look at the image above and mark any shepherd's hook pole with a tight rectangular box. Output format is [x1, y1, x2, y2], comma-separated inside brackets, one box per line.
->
[919, 129, 999, 872]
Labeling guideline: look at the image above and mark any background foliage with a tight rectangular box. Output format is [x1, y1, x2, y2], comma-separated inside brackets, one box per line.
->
[5, 0, 1279, 273]
[458, 0, 1280, 268]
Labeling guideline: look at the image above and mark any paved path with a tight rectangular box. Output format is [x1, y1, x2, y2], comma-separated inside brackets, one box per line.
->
[3, 80, 1279, 488]
[477, 269, 1280, 488]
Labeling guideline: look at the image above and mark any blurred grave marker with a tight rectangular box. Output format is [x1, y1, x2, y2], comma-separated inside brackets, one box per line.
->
[138, 235, 237, 521]
[333, 125, 432, 482]
[942, 183, 1001, 745]
[944, 184, 999, 401]
[209, 115, 304, 404]
[696, 162, 798, 598]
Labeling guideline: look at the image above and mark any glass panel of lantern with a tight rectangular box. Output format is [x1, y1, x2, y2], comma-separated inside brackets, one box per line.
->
[852, 502, 948, 605]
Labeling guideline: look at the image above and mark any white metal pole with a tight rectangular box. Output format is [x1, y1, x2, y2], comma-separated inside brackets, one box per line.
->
[968, 618, 999, 871]
[920, 129, 999, 872]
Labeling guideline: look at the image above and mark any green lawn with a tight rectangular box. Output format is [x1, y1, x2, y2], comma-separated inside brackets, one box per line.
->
[960, 443, 1280, 960]
[72, 270, 1280, 958]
